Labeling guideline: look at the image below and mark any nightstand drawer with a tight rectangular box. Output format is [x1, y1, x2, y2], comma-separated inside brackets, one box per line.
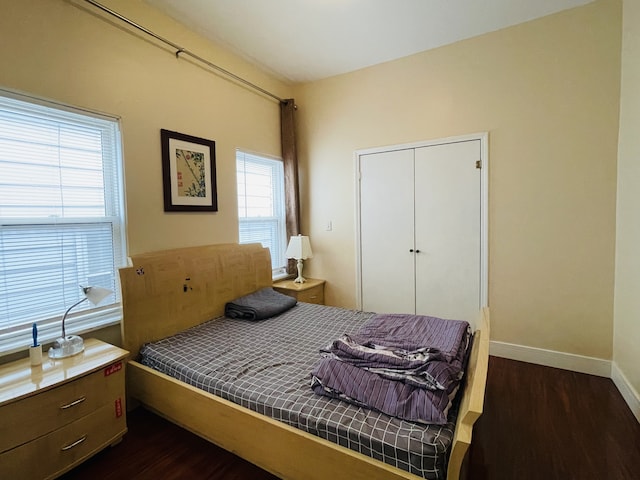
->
[0, 360, 125, 453]
[0, 400, 127, 480]
[296, 285, 324, 304]
[273, 278, 325, 305]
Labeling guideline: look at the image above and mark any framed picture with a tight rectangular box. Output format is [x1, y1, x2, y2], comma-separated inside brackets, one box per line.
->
[161, 129, 217, 212]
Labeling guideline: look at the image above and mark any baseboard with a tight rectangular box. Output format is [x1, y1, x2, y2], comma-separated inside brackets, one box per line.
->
[611, 362, 640, 423]
[489, 340, 612, 377]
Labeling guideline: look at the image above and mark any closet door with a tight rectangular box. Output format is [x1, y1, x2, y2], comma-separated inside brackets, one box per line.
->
[414, 140, 481, 322]
[359, 149, 415, 314]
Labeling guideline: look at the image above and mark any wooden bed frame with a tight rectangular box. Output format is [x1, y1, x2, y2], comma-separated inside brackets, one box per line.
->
[120, 243, 489, 480]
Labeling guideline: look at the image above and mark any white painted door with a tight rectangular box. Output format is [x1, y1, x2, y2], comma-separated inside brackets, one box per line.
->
[414, 140, 481, 322]
[358, 138, 484, 323]
[359, 148, 415, 314]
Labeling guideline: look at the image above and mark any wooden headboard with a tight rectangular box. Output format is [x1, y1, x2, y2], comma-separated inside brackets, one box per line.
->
[119, 243, 272, 358]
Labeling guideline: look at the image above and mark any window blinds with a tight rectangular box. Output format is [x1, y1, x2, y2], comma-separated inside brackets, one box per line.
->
[236, 151, 286, 272]
[0, 92, 126, 353]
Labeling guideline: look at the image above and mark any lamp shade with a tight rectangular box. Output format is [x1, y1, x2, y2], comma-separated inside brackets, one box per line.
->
[83, 285, 113, 305]
[285, 235, 313, 260]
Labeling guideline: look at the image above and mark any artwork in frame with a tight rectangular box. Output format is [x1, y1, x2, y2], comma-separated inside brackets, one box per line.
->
[161, 129, 218, 212]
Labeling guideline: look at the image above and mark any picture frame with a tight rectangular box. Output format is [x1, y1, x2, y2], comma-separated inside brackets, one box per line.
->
[161, 129, 217, 212]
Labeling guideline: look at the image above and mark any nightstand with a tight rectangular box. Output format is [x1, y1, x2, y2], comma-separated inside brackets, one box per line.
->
[0, 339, 129, 479]
[273, 278, 325, 305]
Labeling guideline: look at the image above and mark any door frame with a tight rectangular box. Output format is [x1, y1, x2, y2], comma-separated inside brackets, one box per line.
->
[354, 132, 489, 318]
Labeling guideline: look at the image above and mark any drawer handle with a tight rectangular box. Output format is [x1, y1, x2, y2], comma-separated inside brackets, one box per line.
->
[61, 435, 87, 451]
[60, 396, 86, 410]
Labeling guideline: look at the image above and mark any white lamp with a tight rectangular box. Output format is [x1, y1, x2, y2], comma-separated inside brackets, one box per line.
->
[48, 285, 113, 359]
[285, 234, 314, 283]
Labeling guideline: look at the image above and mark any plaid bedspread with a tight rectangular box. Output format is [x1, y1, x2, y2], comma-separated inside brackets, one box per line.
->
[139, 303, 459, 479]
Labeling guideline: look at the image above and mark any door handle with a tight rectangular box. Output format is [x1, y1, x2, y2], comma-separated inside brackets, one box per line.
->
[409, 249, 421, 253]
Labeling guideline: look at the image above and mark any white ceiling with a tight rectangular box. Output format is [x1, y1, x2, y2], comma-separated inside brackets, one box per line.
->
[144, 0, 594, 83]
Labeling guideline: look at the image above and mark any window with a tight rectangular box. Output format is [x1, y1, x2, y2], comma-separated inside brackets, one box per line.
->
[0, 91, 126, 354]
[236, 150, 287, 278]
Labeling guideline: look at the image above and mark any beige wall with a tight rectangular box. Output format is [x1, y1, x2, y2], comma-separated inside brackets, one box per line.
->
[0, 0, 625, 364]
[1, 0, 290, 256]
[614, 0, 640, 399]
[0, 0, 290, 353]
[295, 0, 621, 359]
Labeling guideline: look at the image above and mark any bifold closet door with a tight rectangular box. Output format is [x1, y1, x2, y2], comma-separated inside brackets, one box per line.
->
[359, 148, 415, 314]
[414, 140, 481, 322]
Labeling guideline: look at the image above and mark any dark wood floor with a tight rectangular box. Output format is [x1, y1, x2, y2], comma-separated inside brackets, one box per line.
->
[469, 357, 640, 480]
[61, 356, 640, 480]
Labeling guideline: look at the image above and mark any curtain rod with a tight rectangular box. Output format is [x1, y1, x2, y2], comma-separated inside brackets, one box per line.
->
[83, 0, 284, 103]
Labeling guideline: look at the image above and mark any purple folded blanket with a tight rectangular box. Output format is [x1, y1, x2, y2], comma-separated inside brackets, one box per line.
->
[311, 313, 471, 425]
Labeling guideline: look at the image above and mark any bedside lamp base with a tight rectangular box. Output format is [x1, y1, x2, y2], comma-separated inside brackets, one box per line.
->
[48, 335, 85, 359]
[293, 258, 306, 284]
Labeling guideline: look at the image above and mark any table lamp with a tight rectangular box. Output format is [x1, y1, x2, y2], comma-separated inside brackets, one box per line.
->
[285, 234, 314, 283]
[48, 285, 113, 359]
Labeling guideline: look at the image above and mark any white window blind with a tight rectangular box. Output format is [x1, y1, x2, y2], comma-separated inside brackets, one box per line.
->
[236, 151, 286, 276]
[0, 92, 126, 354]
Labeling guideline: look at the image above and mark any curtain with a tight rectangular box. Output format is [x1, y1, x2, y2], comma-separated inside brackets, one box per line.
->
[280, 99, 300, 274]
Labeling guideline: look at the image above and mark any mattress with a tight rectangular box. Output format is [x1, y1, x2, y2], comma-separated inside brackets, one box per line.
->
[139, 302, 458, 480]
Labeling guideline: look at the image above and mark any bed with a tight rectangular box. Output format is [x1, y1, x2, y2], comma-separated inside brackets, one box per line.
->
[120, 243, 489, 480]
